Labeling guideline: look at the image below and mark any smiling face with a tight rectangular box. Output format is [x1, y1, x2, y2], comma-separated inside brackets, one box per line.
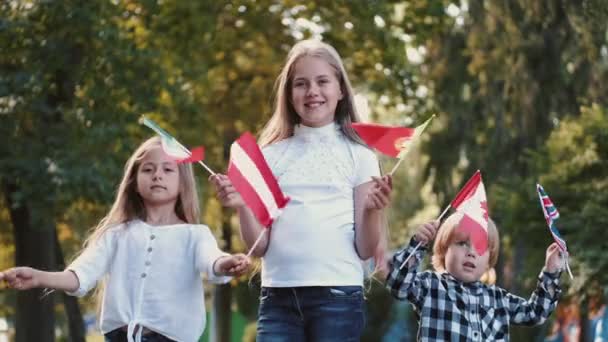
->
[290, 56, 343, 128]
[136, 147, 180, 207]
[444, 230, 490, 283]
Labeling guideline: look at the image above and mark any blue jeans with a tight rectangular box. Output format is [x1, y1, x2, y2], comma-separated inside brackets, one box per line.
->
[257, 286, 366, 342]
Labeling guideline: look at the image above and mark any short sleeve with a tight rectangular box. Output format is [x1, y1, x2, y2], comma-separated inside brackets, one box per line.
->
[194, 225, 232, 284]
[352, 144, 381, 186]
[66, 227, 117, 297]
[261, 139, 290, 172]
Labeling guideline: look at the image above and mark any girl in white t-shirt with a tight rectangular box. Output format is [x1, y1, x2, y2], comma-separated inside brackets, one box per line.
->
[211, 39, 392, 341]
[0, 136, 250, 342]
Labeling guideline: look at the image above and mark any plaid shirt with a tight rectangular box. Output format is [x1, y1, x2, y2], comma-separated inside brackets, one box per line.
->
[386, 238, 562, 341]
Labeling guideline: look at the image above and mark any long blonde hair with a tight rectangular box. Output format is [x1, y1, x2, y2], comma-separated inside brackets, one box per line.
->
[259, 39, 363, 147]
[84, 136, 199, 246]
[81, 137, 200, 313]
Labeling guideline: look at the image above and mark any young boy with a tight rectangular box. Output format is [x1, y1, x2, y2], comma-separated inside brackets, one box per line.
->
[386, 213, 563, 341]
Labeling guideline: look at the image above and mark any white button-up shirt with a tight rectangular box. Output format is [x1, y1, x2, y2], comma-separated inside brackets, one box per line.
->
[261, 122, 380, 287]
[67, 220, 230, 342]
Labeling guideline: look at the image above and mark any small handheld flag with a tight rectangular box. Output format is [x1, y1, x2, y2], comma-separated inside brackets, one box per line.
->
[227, 132, 290, 256]
[351, 123, 414, 158]
[227, 132, 290, 227]
[453, 172, 489, 256]
[351, 115, 434, 175]
[139, 116, 214, 174]
[390, 115, 435, 175]
[536, 184, 572, 278]
[400, 170, 487, 269]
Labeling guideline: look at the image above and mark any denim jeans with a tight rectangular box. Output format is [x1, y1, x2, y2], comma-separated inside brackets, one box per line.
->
[256, 286, 366, 342]
[104, 327, 176, 342]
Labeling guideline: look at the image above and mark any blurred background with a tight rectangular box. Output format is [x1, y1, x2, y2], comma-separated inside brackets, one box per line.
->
[1, 0, 607, 341]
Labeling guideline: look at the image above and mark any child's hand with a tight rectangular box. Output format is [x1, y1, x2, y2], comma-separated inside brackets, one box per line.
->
[0, 267, 40, 290]
[544, 243, 564, 274]
[214, 254, 250, 277]
[365, 175, 393, 210]
[414, 220, 439, 245]
[209, 174, 245, 208]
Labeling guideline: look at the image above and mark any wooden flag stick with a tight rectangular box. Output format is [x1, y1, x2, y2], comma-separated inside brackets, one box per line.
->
[246, 229, 267, 258]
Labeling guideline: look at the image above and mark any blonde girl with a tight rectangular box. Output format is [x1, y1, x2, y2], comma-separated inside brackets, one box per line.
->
[211, 39, 392, 341]
[1, 136, 250, 342]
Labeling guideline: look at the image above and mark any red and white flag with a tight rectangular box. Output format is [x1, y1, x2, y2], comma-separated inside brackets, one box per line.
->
[351, 123, 415, 158]
[453, 170, 490, 255]
[227, 132, 290, 227]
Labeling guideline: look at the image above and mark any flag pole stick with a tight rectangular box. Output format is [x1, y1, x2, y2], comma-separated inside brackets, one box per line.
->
[399, 205, 451, 270]
[565, 253, 574, 280]
[139, 116, 216, 175]
[246, 229, 267, 257]
[40, 288, 55, 299]
[388, 115, 435, 176]
[389, 155, 406, 176]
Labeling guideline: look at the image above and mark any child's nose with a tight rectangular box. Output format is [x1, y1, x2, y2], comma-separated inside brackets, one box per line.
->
[306, 83, 320, 96]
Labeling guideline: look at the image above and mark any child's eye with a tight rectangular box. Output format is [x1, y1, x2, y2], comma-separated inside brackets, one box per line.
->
[456, 241, 468, 246]
[164, 168, 175, 172]
[293, 82, 305, 88]
[142, 168, 152, 173]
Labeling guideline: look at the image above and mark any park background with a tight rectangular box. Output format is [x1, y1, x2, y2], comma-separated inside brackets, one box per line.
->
[1, 0, 607, 341]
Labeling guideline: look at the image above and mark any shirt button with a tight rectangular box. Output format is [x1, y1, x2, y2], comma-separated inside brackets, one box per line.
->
[145, 261, 151, 266]
[150, 234, 155, 240]
[147, 247, 153, 252]
[141, 273, 147, 278]
[473, 331, 480, 340]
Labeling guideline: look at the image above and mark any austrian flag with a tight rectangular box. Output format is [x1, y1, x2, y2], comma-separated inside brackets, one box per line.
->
[454, 171, 490, 255]
[227, 132, 290, 227]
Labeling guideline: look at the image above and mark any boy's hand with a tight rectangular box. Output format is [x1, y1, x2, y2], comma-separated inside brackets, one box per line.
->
[544, 243, 564, 274]
[0, 267, 40, 290]
[414, 220, 440, 245]
[364, 175, 393, 210]
[209, 174, 245, 208]
[214, 254, 250, 277]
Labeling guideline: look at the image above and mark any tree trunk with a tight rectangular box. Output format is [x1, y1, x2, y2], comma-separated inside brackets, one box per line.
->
[210, 212, 233, 342]
[55, 234, 86, 342]
[3, 182, 55, 342]
[580, 297, 589, 342]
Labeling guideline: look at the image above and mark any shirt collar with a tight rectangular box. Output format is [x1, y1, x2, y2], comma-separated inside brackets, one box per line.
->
[293, 122, 341, 143]
[442, 272, 485, 297]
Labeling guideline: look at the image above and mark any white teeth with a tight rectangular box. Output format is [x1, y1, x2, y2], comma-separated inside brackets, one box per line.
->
[306, 102, 323, 108]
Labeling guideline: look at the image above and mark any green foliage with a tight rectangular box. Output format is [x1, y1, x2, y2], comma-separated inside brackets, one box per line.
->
[534, 105, 608, 294]
[2, 0, 607, 340]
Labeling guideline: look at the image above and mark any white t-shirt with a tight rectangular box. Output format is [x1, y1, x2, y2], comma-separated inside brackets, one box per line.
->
[261, 122, 380, 287]
[67, 220, 230, 342]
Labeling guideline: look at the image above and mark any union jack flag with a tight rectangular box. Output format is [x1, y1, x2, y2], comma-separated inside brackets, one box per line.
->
[536, 184, 567, 252]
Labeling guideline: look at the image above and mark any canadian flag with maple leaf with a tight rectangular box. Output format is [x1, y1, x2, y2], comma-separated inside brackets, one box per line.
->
[453, 171, 490, 255]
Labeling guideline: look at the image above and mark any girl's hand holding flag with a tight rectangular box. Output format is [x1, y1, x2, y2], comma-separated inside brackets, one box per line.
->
[365, 175, 393, 210]
[210, 174, 245, 209]
[213, 254, 251, 277]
